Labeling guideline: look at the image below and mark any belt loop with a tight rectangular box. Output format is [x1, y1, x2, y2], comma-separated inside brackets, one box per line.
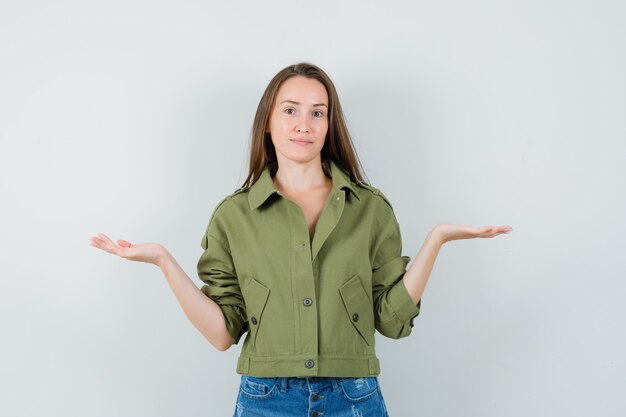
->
[279, 377, 288, 393]
[331, 377, 341, 392]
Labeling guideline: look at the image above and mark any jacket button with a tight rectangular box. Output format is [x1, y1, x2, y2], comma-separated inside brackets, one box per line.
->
[305, 359, 315, 368]
[251, 317, 258, 325]
[311, 393, 320, 401]
[352, 313, 360, 322]
[311, 412, 320, 417]
[303, 298, 313, 307]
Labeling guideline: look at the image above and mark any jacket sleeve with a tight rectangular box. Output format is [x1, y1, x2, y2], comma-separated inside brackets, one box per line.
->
[196, 219, 248, 345]
[372, 204, 421, 340]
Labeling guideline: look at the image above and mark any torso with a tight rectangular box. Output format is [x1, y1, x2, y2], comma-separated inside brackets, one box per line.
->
[273, 176, 333, 243]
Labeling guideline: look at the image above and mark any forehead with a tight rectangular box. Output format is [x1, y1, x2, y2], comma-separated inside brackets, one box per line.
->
[275, 76, 328, 104]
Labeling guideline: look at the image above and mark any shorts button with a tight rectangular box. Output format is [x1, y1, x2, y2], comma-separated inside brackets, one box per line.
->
[303, 298, 313, 307]
[352, 313, 360, 322]
[305, 359, 315, 368]
[251, 317, 258, 325]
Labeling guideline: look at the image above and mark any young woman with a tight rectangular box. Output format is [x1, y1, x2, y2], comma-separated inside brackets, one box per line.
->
[90, 62, 512, 416]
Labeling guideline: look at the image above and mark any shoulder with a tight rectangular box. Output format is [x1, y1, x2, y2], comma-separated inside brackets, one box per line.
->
[355, 181, 401, 239]
[355, 181, 395, 211]
[220, 186, 249, 206]
[201, 186, 250, 249]
[206, 186, 250, 227]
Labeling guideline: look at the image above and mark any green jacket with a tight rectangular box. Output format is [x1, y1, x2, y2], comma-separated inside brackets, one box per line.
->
[197, 159, 421, 377]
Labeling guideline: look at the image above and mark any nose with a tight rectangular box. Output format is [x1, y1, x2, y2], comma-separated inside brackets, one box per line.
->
[295, 115, 310, 133]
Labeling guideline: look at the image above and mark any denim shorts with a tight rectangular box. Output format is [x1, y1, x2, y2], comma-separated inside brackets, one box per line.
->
[233, 375, 390, 417]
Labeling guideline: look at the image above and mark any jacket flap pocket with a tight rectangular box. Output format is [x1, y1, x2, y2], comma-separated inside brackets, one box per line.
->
[339, 274, 373, 346]
[245, 277, 271, 346]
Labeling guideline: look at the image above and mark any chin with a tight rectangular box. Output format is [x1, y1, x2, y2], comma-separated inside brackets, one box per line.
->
[276, 152, 323, 166]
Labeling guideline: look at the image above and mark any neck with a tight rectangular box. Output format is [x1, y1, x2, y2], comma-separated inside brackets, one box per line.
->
[272, 157, 330, 193]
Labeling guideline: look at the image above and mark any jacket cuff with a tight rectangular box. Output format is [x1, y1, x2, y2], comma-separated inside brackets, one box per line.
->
[201, 285, 248, 344]
[387, 279, 421, 323]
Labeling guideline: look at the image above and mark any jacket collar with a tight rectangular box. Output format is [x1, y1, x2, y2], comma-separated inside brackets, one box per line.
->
[248, 159, 360, 210]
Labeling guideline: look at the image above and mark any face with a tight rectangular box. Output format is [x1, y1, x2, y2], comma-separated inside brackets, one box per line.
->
[266, 76, 329, 166]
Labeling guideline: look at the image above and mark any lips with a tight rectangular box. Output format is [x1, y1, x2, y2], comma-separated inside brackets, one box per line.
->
[290, 139, 312, 144]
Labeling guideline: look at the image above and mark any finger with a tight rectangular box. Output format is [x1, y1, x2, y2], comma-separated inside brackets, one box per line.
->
[91, 236, 119, 253]
[96, 233, 124, 255]
[98, 233, 118, 246]
[90, 236, 108, 248]
[490, 226, 511, 236]
[118, 239, 132, 248]
[90, 236, 103, 248]
[492, 226, 512, 237]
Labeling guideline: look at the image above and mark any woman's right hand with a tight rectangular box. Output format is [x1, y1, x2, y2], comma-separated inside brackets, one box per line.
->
[89, 233, 168, 267]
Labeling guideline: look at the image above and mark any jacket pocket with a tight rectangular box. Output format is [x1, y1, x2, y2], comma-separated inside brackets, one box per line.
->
[339, 274, 374, 346]
[244, 277, 271, 348]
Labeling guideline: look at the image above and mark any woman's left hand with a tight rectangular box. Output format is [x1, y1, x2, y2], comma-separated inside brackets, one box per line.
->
[433, 223, 513, 244]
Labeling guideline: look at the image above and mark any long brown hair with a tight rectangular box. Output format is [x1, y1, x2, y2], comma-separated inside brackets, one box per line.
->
[240, 62, 369, 189]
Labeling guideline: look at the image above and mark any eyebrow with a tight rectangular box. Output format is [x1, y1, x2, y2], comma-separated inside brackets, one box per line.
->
[279, 100, 328, 108]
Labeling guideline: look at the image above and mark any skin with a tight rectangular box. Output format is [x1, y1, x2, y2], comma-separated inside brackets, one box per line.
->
[89, 75, 513, 351]
[266, 75, 333, 241]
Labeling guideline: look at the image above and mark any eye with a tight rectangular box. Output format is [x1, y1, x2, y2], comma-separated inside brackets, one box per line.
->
[284, 107, 295, 115]
[313, 110, 324, 118]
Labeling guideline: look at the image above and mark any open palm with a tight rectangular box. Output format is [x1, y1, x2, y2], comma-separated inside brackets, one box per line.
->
[89, 233, 166, 266]
[435, 223, 513, 243]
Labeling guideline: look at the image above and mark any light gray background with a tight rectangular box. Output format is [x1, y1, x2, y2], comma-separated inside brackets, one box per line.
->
[1, 0, 624, 416]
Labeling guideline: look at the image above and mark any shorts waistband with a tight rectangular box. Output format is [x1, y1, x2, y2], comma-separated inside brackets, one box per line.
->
[241, 375, 343, 393]
[278, 376, 341, 393]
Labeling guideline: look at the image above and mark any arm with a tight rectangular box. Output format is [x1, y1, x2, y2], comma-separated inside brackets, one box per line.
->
[159, 251, 235, 351]
[371, 199, 513, 338]
[402, 223, 513, 304]
[401, 227, 444, 305]
[89, 232, 235, 351]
